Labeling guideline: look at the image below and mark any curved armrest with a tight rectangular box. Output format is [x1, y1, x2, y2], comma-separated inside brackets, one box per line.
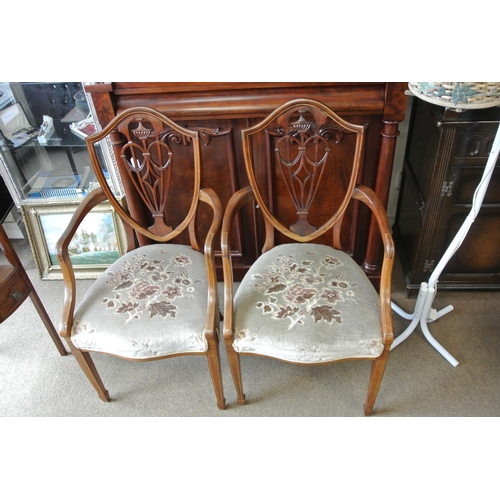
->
[199, 188, 223, 260]
[56, 188, 108, 337]
[353, 185, 395, 346]
[199, 188, 223, 338]
[221, 186, 255, 340]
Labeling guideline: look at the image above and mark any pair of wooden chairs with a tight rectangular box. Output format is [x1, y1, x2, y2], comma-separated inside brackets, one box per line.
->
[56, 100, 394, 415]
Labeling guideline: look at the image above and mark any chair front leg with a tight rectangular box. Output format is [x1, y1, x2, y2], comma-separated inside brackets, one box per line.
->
[206, 333, 226, 410]
[224, 338, 246, 405]
[363, 347, 390, 416]
[69, 342, 110, 402]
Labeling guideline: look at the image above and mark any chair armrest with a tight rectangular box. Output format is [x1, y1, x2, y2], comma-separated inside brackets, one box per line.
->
[353, 185, 395, 346]
[221, 186, 255, 340]
[55, 188, 108, 337]
[199, 188, 223, 338]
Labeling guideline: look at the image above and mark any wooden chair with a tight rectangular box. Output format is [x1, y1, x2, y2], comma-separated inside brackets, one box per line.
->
[56, 107, 225, 409]
[221, 99, 394, 415]
[0, 223, 67, 356]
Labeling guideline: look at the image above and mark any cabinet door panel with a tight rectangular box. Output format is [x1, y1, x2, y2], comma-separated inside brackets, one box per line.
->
[438, 165, 500, 279]
[452, 167, 500, 205]
[441, 212, 500, 277]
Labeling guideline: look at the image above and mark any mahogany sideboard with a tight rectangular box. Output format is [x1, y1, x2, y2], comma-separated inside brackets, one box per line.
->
[84, 82, 407, 283]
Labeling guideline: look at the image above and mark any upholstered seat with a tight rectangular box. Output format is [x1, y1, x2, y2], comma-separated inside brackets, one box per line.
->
[233, 243, 383, 363]
[222, 99, 394, 415]
[71, 245, 209, 359]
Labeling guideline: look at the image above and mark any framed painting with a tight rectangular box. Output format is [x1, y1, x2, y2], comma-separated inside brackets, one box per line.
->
[22, 200, 126, 280]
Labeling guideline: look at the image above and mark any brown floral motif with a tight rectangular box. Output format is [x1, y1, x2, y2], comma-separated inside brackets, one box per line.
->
[251, 250, 357, 329]
[130, 281, 160, 300]
[284, 284, 317, 304]
[162, 285, 183, 300]
[102, 251, 201, 323]
[320, 288, 344, 304]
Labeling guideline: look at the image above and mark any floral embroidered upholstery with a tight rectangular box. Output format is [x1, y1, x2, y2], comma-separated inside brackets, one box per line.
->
[71, 244, 209, 359]
[232, 243, 383, 363]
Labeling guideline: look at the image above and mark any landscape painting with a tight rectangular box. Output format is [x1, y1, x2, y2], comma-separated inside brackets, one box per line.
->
[40, 211, 120, 267]
[23, 202, 126, 280]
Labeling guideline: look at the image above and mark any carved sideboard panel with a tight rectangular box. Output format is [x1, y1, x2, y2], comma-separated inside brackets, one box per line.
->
[85, 83, 407, 283]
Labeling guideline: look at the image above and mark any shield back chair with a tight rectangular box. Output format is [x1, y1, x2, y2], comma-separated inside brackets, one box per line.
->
[56, 107, 225, 409]
[222, 99, 394, 415]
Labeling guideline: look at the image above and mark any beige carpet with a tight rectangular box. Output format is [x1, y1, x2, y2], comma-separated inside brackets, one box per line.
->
[1, 236, 499, 418]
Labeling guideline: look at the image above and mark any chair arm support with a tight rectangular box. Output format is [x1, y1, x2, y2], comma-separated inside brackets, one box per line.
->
[221, 186, 255, 340]
[199, 188, 223, 339]
[353, 185, 395, 346]
[55, 188, 108, 337]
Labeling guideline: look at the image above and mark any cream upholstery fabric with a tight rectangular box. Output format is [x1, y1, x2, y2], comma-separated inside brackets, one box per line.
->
[233, 243, 383, 363]
[71, 244, 209, 359]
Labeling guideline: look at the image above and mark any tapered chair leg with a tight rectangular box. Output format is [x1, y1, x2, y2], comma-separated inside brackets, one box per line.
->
[71, 348, 110, 402]
[206, 337, 226, 410]
[225, 341, 246, 405]
[29, 290, 68, 356]
[363, 348, 390, 416]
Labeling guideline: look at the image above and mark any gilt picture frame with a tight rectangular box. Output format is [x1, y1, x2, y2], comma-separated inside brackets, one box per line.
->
[22, 200, 126, 280]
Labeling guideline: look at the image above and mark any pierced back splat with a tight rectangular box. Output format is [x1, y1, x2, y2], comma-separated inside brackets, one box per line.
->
[272, 108, 334, 236]
[244, 100, 366, 245]
[119, 118, 174, 236]
[88, 107, 201, 246]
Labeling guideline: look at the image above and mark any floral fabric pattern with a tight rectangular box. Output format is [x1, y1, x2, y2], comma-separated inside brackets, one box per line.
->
[232, 243, 383, 363]
[251, 251, 358, 329]
[70, 244, 209, 359]
[101, 251, 200, 323]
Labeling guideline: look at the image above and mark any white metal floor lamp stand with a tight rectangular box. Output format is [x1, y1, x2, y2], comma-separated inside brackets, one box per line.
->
[391, 82, 500, 367]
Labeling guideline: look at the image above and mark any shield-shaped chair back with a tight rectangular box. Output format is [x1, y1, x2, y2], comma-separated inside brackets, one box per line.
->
[86, 107, 202, 248]
[241, 99, 366, 253]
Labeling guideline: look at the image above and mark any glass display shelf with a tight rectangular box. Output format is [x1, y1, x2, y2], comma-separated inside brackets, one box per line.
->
[0, 82, 112, 206]
[0, 82, 124, 280]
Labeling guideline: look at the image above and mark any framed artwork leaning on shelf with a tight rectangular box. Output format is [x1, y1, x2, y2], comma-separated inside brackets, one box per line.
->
[22, 199, 127, 280]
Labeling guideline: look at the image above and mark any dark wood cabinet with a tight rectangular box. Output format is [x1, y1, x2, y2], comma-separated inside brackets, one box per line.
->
[0, 223, 67, 355]
[393, 97, 500, 294]
[85, 83, 407, 283]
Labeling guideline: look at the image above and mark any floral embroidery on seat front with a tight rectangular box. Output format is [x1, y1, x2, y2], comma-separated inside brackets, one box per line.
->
[129, 338, 158, 357]
[101, 251, 201, 323]
[252, 251, 358, 329]
[71, 321, 98, 349]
